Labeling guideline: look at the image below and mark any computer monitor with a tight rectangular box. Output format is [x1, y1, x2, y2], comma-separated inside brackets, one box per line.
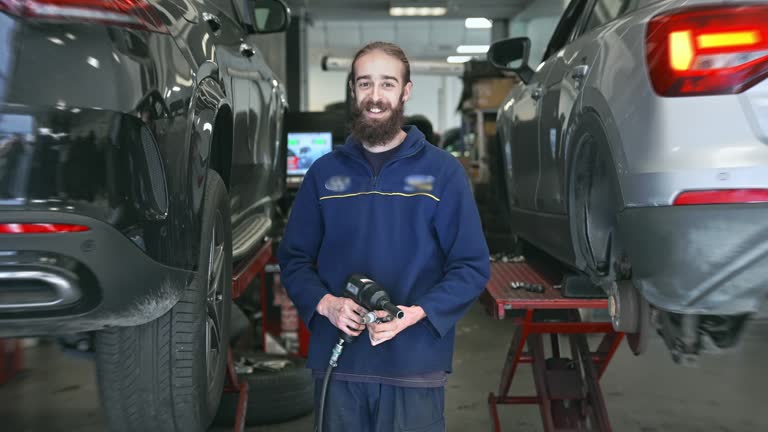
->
[286, 131, 333, 176]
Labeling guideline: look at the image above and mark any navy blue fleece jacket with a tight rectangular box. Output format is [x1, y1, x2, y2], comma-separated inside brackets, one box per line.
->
[278, 126, 490, 377]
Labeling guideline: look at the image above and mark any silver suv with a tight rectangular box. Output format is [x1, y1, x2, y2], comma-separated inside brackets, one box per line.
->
[490, 0, 767, 362]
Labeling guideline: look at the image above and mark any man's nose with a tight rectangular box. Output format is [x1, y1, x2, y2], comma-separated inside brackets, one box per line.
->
[371, 85, 381, 101]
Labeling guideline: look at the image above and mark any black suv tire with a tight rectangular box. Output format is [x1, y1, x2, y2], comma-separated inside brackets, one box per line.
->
[94, 170, 232, 432]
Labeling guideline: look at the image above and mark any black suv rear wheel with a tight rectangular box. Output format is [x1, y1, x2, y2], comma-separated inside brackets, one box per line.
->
[94, 170, 232, 432]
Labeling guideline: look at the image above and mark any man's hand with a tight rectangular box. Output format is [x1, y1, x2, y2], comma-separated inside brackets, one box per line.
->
[317, 294, 368, 337]
[368, 305, 426, 346]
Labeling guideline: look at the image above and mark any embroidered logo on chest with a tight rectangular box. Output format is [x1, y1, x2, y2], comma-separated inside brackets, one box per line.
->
[404, 175, 435, 192]
[325, 176, 351, 192]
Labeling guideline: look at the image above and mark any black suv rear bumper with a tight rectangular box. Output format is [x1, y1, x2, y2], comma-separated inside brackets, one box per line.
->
[0, 212, 194, 337]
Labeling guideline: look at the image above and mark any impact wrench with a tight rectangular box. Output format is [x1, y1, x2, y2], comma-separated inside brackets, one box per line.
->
[316, 274, 404, 432]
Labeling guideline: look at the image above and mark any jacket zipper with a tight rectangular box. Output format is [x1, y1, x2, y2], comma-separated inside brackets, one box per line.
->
[340, 143, 424, 191]
[371, 147, 421, 190]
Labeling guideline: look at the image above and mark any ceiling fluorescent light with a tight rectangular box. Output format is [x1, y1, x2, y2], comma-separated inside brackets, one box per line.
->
[389, 6, 446, 16]
[465, 18, 492, 29]
[430, 7, 447, 15]
[457, 45, 489, 54]
[447, 56, 472, 63]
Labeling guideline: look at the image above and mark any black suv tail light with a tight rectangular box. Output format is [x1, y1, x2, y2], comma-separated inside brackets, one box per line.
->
[0, 223, 90, 233]
[0, 0, 169, 33]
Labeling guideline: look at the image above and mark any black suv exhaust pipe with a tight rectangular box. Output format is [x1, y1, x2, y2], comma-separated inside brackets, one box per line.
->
[0, 267, 81, 311]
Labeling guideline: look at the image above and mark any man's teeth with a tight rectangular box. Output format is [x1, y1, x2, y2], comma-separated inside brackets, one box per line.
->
[369, 107, 382, 113]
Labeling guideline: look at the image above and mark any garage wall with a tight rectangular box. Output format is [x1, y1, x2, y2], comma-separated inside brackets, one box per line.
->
[405, 74, 463, 136]
[307, 62, 348, 112]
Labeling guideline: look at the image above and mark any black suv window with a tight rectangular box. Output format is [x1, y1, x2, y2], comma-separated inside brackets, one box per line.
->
[541, 0, 591, 63]
[583, 0, 638, 33]
[210, 0, 239, 22]
[231, 0, 254, 30]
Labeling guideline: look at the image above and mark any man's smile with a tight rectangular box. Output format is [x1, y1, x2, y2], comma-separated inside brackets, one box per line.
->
[365, 106, 388, 119]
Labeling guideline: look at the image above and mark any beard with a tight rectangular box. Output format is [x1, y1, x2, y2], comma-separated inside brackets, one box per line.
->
[350, 95, 405, 147]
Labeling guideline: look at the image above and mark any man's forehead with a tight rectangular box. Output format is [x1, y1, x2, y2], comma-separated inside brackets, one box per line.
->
[354, 51, 405, 80]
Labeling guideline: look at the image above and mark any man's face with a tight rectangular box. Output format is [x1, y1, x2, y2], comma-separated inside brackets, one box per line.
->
[349, 50, 412, 146]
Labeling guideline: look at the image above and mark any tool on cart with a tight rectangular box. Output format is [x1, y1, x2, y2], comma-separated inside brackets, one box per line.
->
[509, 281, 545, 293]
[317, 274, 404, 432]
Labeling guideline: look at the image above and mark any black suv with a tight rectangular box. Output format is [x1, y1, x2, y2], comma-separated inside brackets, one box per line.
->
[0, 0, 290, 430]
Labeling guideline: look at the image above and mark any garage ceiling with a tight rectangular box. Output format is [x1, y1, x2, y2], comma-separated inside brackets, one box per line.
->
[298, 0, 561, 64]
[307, 19, 492, 61]
[288, 0, 536, 20]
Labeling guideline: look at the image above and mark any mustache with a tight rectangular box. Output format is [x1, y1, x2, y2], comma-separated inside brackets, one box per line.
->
[360, 98, 392, 111]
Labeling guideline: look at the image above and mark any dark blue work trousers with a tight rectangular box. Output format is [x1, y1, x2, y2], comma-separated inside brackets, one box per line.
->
[314, 379, 446, 432]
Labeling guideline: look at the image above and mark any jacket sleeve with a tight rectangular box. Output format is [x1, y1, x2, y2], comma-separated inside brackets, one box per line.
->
[413, 164, 491, 338]
[278, 170, 329, 329]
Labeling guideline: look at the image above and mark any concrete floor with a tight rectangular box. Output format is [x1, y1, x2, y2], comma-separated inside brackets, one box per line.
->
[1, 301, 766, 432]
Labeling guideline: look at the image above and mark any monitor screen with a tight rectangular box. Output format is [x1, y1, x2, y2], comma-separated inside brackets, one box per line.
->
[287, 132, 333, 176]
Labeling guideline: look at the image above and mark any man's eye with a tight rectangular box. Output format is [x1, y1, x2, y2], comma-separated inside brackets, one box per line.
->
[359, 82, 370, 88]
[384, 82, 395, 88]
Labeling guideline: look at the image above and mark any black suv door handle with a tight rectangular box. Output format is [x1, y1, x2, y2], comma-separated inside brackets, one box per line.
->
[240, 43, 255, 58]
[202, 12, 222, 32]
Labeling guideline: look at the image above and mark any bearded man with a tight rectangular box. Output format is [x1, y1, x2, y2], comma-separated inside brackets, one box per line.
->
[278, 41, 490, 432]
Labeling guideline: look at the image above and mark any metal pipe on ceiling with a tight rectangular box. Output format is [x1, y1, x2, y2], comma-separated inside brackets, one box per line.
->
[321, 55, 464, 76]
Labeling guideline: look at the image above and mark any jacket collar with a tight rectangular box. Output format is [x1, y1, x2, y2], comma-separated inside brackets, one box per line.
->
[338, 126, 427, 163]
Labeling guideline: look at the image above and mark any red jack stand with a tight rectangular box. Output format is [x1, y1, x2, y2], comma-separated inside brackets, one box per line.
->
[260, 260, 311, 358]
[223, 239, 273, 432]
[0, 338, 23, 386]
[222, 349, 249, 432]
[482, 261, 624, 432]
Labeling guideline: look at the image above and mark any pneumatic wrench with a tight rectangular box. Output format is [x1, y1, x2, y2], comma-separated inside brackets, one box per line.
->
[317, 274, 404, 432]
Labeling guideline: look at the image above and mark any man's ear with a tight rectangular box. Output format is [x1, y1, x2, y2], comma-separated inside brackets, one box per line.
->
[402, 81, 413, 102]
[348, 80, 355, 97]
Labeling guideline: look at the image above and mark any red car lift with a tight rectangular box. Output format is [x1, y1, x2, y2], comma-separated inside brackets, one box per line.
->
[224, 239, 274, 432]
[482, 261, 624, 432]
[260, 258, 311, 358]
[0, 338, 23, 386]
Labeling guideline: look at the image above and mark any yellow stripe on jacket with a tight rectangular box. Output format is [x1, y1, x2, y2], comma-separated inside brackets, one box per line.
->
[319, 191, 440, 202]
